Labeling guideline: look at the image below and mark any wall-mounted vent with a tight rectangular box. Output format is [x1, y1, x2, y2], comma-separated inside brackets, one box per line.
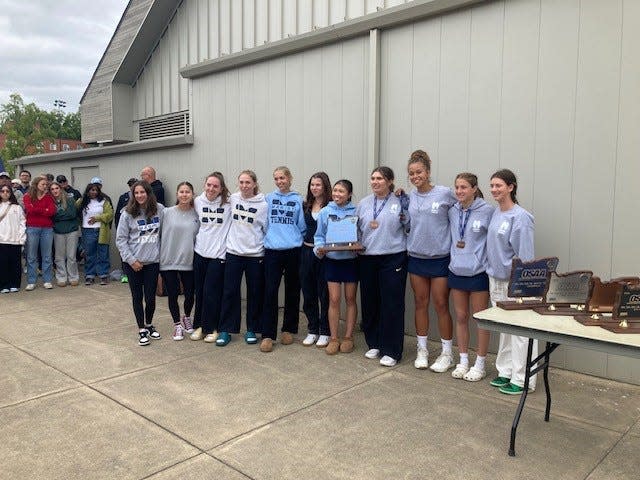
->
[138, 111, 190, 140]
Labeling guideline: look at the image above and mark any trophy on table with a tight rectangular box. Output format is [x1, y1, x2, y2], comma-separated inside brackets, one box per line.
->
[598, 283, 640, 333]
[574, 277, 640, 326]
[317, 215, 364, 253]
[496, 257, 559, 310]
[533, 271, 593, 315]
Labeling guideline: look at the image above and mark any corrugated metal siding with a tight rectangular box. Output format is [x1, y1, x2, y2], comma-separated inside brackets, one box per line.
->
[133, 0, 410, 120]
[378, 0, 640, 382]
[191, 35, 369, 196]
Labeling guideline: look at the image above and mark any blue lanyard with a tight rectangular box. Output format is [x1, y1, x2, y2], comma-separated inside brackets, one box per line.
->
[373, 194, 390, 220]
[458, 207, 470, 241]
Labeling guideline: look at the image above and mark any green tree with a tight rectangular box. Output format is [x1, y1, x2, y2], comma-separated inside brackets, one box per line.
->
[0, 93, 81, 175]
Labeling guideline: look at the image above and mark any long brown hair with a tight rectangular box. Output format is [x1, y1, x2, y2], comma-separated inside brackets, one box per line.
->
[50, 181, 68, 209]
[455, 172, 484, 199]
[490, 169, 518, 204]
[206, 172, 230, 205]
[126, 181, 158, 218]
[304, 172, 331, 212]
[27, 176, 48, 201]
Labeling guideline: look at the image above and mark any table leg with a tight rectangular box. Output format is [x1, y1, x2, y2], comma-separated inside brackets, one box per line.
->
[509, 339, 534, 456]
[544, 341, 552, 421]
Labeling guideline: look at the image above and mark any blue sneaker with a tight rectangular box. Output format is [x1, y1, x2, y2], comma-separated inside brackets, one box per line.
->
[216, 332, 231, 346]
[244, 331, 258, 344]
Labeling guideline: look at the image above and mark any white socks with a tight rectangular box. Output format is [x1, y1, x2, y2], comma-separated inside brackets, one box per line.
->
[417, 335, 428, 350]
[474, 355, 486, 370]
[459, 352, 469, 367]
[441, 338, 453, 355]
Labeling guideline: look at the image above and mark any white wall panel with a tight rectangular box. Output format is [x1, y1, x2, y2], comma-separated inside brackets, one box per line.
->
[133, 0, 400, 122]
[436, 10, 470, 184]
[467, 1, 502, 181]
[532, 0, 578, 265]
[190, 36, 369, 194]
[410, 19, 440, 181]
[570, 0, 622, 275]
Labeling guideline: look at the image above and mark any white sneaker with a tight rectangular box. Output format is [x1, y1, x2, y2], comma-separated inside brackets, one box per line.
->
[203, 331, 218, 343]
[316, 335, 330, 347]
[0, 289, 9, 294]
[9, 288, 19, 293]
[25, 284, 36, 291]
[380, 355, 397, 367]
[365, 348, 380, 359]
[414, 347, 429, 369]
[429, 353, 454, 373]
[190, 327, 203, 341]
[302, 333, 318, 346]
[451, 363, 469, 379]
[43, 282, 53, 289]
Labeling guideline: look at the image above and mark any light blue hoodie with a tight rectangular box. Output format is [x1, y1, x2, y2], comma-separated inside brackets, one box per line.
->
[486, 204, 535, 280]
[313, 201, 358, 260]
[447, 198, 494, 277]
[264, 190, 306, 250]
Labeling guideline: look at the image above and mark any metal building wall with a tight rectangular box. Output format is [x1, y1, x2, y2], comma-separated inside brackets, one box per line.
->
[379, 0, 640, 382]
[133, 0, 411, 120]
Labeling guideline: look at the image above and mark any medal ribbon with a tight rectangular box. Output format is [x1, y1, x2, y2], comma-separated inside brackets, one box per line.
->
[458, 207, 470, 242]
[373, 194, 391, 221]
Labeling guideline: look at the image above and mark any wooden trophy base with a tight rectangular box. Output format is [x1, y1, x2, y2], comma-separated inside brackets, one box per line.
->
[600, 320, 640, 334]
[533, 305, 587, 316]
[574, 313, 614, 326]
[497, 300, 544, 310]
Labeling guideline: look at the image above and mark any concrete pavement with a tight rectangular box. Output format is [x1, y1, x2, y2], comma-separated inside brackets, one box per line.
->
[1, 281, 639, 479]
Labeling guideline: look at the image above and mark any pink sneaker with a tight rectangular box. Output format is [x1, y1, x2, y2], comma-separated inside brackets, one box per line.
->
[181, 316, 194, 334]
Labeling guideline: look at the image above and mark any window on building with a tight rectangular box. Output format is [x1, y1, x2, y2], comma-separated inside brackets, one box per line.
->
[62, 144, 70, 151]
[50, 143, 57, 151]
[76, 144, 84, 150]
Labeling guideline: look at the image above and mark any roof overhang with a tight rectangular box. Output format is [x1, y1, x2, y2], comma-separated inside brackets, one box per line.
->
[10, 134, 193, 166]
[113, 0, 183, 85]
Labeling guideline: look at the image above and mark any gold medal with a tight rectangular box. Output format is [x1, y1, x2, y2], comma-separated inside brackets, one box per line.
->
[370, 220, 379, 229]
[456, 240, 465, 248]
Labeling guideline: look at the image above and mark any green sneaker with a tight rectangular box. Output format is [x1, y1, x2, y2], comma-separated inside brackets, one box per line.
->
[499, 383, 524, 395]
[490, 376, 511, 387]
[121, 275, 129, 284]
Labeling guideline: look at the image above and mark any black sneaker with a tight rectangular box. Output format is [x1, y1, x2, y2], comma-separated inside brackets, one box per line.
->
[146, 325, 161, 340]
[84, 277, 94, 286]
[99, 276, 109, 285]
[138, 330, 150, 346]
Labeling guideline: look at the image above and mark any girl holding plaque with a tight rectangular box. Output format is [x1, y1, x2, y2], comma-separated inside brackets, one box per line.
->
[216, 171, 268, 346]
[447, 173, 494, 381]
[300, 172, 331, 348]
[402, 150, 457, 372]
[314, 180, 359, 355]
[486, 169, 536, 395]
[259, 167, 306, 353]
[357, 167, 408, 367]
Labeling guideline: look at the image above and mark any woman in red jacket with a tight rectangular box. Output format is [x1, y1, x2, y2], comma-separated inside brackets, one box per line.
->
[23, 175, 56, 290]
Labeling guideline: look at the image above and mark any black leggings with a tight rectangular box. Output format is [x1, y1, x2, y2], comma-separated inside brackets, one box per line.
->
[124, 262, 159, 329]
[160, 270, 195, 324]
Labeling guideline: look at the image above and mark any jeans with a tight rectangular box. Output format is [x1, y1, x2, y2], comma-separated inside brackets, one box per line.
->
[54, 231, 79, 284]
[26, 227, 53, 284]
[82, 228, 110, 278]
